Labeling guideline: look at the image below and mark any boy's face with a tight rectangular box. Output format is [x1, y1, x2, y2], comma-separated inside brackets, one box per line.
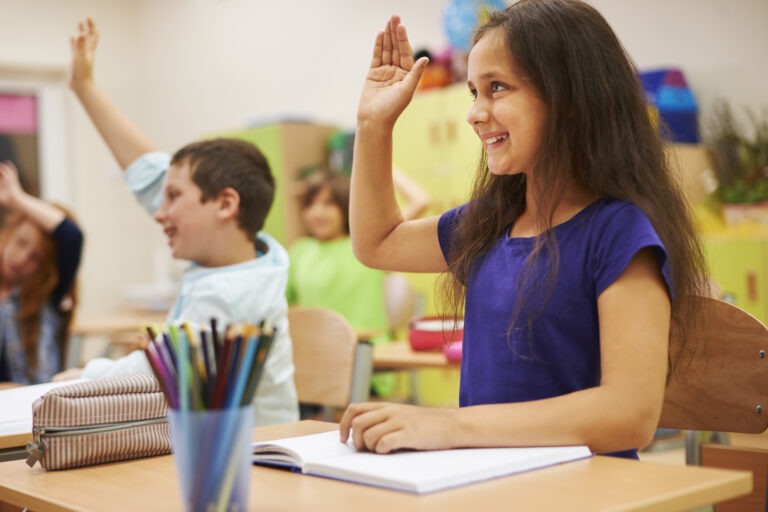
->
[153, 161, 221, 264]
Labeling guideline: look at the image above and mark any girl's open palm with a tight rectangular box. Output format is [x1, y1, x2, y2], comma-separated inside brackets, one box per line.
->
[68, 16, 99, 90]
[358, 16, 428, 128]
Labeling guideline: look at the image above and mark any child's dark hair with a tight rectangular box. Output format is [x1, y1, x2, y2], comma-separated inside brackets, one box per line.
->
[171, 138, 274, 240]
[441, 0, 708, 374]
[300, 171, 351, 235]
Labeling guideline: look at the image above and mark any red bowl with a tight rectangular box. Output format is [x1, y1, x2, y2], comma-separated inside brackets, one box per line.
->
[408, 316, 463, 351]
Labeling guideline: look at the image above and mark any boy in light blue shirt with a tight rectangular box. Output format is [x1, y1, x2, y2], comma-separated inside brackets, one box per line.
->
[57, 17, 299, 425]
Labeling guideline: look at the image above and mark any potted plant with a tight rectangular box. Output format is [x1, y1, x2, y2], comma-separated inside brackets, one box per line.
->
[706, 100, 768, 224]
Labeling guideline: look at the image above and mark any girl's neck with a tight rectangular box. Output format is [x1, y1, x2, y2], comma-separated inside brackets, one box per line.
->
[316, 233, 347, 243]
[510, 179, 597, 238]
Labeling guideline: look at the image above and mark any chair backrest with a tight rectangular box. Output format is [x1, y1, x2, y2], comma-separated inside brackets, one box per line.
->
[659, 296, 768, 433]
[288, 307, 359, 408]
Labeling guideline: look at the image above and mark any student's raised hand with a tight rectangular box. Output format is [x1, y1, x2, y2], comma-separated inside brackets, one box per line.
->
[339, 402, 457, 454]
[357, 15, 429, 129]
[0, 161, 26, 210]
[68, 16, 99, 92]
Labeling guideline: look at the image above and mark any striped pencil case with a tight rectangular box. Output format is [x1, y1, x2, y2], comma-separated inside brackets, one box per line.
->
[25, 374, 172, 470]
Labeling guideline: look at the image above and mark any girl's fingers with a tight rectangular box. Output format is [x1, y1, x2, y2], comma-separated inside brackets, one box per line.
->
[339, 402, 379, 441]
[370, 31, 383, 69]
[381, 20, 392, 66]
[397, 24, 415, 70]
[373, 430, 404, 454]
[350, 407, 390, 451]
[401, 56, 429, 94]
[390, 16, 400, 68]
[361, 420, 401, 453]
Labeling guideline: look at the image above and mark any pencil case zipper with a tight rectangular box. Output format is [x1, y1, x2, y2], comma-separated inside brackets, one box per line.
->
[26, 417, 168, 467]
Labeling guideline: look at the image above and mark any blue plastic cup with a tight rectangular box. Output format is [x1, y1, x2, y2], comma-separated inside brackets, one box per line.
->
[168, 406, 253, 512]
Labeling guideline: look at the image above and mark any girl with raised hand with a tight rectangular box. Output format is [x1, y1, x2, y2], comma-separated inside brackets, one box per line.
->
[340, 2, 708, 459]
[0, 161, 83, 384]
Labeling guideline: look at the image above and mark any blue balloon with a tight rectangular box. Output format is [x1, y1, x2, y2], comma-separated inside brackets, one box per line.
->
[443, 0, 507, 52]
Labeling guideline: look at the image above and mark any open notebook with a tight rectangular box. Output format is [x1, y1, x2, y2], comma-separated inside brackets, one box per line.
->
[0, 380, 87, 439]
[252, 430, 592, 494]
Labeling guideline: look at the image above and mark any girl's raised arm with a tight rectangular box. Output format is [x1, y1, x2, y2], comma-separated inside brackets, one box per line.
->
[0, 162, 64, 232]
[350, 16, 447, 273]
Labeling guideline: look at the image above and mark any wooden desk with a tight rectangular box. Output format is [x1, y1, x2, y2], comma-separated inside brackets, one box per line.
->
[71, 312, 168, 337]
[0, 420, 752, 512]
[67, 312, 168, 368]
[373, 341, 457, 370]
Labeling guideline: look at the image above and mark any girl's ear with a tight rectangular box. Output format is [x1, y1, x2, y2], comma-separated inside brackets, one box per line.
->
[216, 187, 241, 222]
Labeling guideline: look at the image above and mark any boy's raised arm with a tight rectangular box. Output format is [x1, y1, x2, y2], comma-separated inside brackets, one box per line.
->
[69, 17, 156, 170]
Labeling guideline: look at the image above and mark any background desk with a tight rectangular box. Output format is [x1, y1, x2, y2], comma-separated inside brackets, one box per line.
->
[373, 341, 457, 370]
[0, 420, 751, 512]
[67, 312, 168, 368]
[373, 341, 459, 405]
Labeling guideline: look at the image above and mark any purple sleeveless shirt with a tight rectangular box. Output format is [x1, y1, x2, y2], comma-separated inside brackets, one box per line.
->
[438, 198, 672, 459]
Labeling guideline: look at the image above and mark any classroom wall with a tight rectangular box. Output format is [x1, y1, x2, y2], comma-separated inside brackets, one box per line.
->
[1, 0, 767, 319]
[0, 0, 166, 319]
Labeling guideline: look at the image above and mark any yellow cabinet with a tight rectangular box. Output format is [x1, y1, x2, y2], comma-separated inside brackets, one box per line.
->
[393, 85, 481, 315]
[704, 237, 768, 323]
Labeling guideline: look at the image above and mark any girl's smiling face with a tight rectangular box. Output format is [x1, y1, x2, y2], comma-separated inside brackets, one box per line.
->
[466, 29, 548, 177]
[2, 220, 45, 285]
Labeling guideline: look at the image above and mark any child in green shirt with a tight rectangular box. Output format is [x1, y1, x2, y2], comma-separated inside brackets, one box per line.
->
[287, 170, 429, 396]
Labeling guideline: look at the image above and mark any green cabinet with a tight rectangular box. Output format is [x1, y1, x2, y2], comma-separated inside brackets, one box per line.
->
[219, 123, 338, 247]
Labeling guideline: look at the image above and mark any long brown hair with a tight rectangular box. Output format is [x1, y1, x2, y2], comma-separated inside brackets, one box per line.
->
[0, 207, 79, 378]
[440, 0, 708, 373]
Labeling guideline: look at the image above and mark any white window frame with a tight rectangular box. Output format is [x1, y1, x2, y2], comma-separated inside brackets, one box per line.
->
[0, 67, 70, 205]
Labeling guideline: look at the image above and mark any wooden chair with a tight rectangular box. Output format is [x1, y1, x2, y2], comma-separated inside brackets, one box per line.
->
[288, 307, 372, 417]
[659, 296, 768, 508]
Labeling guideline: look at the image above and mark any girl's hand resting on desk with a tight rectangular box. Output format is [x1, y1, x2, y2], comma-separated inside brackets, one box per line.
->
[357, 15, 429, 128]
[339, 402, 458, 454]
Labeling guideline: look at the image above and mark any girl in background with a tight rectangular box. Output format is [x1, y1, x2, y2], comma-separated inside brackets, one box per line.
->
[0, 161, 83, 384]
[287, 168, 429, 396]
[341, 1, 708, 458]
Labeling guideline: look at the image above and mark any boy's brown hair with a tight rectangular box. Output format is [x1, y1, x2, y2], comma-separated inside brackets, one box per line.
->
[171, 138, 274, 240]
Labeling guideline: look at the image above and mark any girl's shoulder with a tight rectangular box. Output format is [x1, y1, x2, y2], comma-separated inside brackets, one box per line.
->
[581, 197, 654, 232]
